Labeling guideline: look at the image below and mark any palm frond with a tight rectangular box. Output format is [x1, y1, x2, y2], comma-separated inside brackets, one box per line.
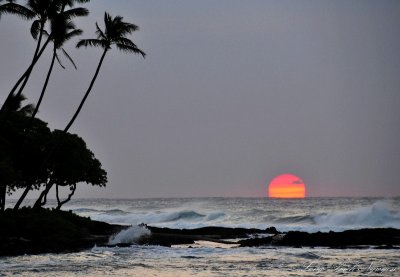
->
[64, 28, 82, 41]
[103, 12, 112, 26]
[55, 51, 66, 69]
[51, 16, 82, 47]
[29, 0, 54, 19]
[95, 22, 106, 40]
[115, 43, 145, 57]
[0, 3, 36, 20]
[59, 0, 90, 8]
[62, 48, 77, 69]
[113, 37, 137, 47]
[30, 19, 41, 39]
[62, 7, 88, 19]
[65, 19, 77, 30]
[76, 38, 108, 49]
[119, 22, 139, 35]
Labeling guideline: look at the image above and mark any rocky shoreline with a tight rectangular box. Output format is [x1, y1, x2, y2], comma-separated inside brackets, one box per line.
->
[138, 225, 400, 249]
[1, 209, 399, 256]
[0, 208, 126, 256]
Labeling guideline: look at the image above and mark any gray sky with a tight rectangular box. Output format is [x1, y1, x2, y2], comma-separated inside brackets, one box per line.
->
[1, 0, 399, 198]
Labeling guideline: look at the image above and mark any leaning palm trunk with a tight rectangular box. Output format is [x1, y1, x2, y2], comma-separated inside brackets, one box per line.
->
[26, 46, 57, 131]
[8, 24, 44, 98]
[15, 33, 52, 99]
[13, 50, 105, 209]
[64, 49, 108, 132]
[1, 34, 51, 112]
[12, 44, 54, 210]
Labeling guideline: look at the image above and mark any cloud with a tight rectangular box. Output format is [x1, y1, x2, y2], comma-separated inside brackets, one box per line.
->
[293, 179, 304, 185]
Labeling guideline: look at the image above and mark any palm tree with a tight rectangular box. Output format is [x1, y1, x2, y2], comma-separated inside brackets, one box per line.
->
[0, 0, 89, 112]
[1, 0, 57, 109]
[64, 12, 145, 132]
[28, 16, 81, 203]
[28, 18, 82, 127]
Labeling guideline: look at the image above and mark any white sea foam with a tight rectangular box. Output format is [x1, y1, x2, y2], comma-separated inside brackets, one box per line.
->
[91, 209, 226, 228]
[108, 225, 151, 245]
[313, 200, 400, 228]
[68, 198, 400, 233]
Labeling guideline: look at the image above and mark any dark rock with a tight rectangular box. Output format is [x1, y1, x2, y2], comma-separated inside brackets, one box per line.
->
[237, 228, 400, 248]
[0, 208, 127, 256]
[265, 226, 279, 234]
[136, 226, 279, 247]
[278, 228, 400, 248]
[147, 226, 279, 239]
[238, 236, 273, 247]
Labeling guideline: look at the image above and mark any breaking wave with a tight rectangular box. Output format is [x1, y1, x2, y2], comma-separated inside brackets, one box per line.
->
[313, 200, 400, 229]
[68, 198, 400, 232]
[89, 209, 226, 228]
[108, 225, 151, 245]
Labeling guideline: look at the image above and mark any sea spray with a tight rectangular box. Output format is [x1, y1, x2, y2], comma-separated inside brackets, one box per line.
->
[91, 209, 226, 228]
[108, 225, 151, 245]
[3, 198, 400, 276]
[65, 198, 400, 232]
[313, 200, 400, 229]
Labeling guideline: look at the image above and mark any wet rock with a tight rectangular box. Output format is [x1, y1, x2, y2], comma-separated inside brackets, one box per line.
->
[238, 228, 400, 248]
[0, 208, 127, 256]
[138, 226, 279, 247]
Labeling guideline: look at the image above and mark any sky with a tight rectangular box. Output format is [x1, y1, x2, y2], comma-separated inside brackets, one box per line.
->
[1, 0, 400, 198]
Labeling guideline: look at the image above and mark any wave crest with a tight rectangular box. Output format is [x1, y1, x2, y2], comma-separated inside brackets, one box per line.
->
[108, 226, 151, 245]
[313, 201, 400, 228]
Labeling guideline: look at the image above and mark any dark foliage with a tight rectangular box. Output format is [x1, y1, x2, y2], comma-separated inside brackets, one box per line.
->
[0, 95, 107, 210]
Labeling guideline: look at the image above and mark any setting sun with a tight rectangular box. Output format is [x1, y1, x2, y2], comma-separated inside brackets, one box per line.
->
[268, 174, 306, 198]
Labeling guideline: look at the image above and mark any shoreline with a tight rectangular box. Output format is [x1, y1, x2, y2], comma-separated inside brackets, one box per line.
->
[1, 208, 399, 257]
[139, 225, 400, 249]
[0, 208, 126, 256]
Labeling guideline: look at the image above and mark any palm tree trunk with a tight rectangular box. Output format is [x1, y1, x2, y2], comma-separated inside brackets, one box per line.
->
[14, 35, 52, 99]
[0, 185, 6, 211]
[26, 47, 57, 131]
[64, 49, 108, 132]
[2, 23, 44, 107]
[13, 184, 31, 210]
[14, 50, 108, 209]
[32, 23, 45, 63]
[1, 31, 51, 112]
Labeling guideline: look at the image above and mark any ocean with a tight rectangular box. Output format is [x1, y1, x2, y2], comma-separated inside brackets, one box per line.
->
[1, 197, 400, 276]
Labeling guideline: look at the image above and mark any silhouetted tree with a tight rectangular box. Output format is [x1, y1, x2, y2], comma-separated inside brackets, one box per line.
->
[0, 5, 142, 211]
[0, 0, 88, 112]
[64, 12, 145, 132]
[0, 98, 106, 210]
[27, 16, 82, 128]
[55, 183, 75, 209]
[0, 95, 51, 210]
[33, 130, 107, 208]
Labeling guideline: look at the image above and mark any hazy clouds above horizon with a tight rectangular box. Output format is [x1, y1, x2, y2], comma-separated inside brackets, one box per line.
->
[1, 0, 399, 198]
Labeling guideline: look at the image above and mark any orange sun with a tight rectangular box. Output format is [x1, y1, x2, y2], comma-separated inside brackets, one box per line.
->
[268, 173, 306, 198]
